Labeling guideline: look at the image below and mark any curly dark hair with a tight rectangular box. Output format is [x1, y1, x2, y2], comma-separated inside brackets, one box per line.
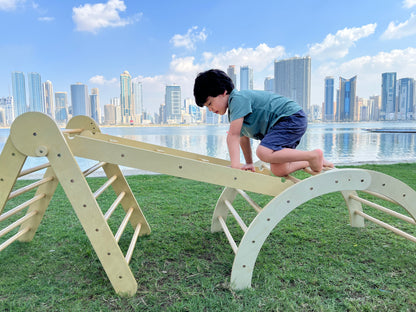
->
[193, 69, 235, 107]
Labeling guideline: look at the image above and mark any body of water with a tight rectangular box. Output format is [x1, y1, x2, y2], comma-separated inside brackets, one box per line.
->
[1, 121, 416, 176]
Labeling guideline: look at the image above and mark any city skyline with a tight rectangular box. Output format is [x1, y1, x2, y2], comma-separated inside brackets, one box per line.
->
[1, 1, 416, 114]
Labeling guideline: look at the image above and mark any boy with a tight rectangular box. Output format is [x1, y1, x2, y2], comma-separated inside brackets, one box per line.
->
[193, 69, 333, 177]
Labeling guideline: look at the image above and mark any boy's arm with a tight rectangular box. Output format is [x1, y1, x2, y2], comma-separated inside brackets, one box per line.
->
[240, 136, 255, 171]
[227, 117, 244, 169]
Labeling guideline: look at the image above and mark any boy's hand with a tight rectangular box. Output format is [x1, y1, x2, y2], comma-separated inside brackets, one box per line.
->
[241, 163, 255, 172]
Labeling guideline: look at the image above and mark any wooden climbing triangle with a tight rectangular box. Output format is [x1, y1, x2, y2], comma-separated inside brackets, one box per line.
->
[1, 112, 416, 296]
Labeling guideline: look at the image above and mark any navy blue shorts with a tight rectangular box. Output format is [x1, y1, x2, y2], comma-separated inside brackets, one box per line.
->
[259, 110, 307, 151]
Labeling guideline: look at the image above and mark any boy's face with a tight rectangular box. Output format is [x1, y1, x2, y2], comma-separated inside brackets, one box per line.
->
[203, 91, 229, 115]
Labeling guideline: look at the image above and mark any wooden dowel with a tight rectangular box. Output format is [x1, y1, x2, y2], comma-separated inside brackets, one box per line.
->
[114, 207, 134, 243]
[18, 163, 51, 178]
[361, 190, 398, 205]
[104, 192, 126, 221]
[354, 210, 416, 243]
[125, 222, 142, 264]
[0, 211, 37, 238]
[0, 227, 30, 252]
[350, 194, 416, 225]
[236, 189, 262, 213]
[62, 128, 83, 134]
[8, 176, 54, 200]
[224, 200, 248, 233]
[0, 194, 45, 222]
[285, 175, 301, 183]
[93, 175, 117, 198]
[83, 161, 106, 177]
[218, 216, 238, 254]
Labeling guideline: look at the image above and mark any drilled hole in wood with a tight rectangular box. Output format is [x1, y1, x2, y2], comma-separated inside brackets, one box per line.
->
[70, 179, 74, 183]
[179, 165, 183, 169]
[33, 132, 37, 136]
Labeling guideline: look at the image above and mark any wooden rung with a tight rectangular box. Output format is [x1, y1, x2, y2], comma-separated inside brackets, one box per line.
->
[93, 175, 117, 198]
[224, 200, 248, 232]
[354, 210, 416, 243]
[62, 128, 83, 134]
[18, 163, 51, 178]
[236, 189, 262, 213]
[125, 222, 142, 264]
[114, 207, 134, 243]
[0, 194, 45, 222]
[0, 227, 30, 252]
[8, 176, 54, 200]
[285, 175, 301, 183]
[83, 161, 107, 177]
[0, 210, 37, 238]
[362, 190, 399, 205]
[218, 216, 238, 254]
[350, 194, 416, 225]
[104, 191, 126, 221]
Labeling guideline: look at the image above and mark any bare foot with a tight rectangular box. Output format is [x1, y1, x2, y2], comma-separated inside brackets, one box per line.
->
[309, 149, 323, 172]
[323, 158, 334, 168]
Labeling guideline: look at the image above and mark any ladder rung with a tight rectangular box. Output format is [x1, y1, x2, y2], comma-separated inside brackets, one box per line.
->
[362, 190, 399, 205]
[0, 210, 37, 238]
[114, 207, 134, 243]
[18, 163, 51, 178]
[83, 162, 107, 177]
[8, 176, 54, 200]
[354, 210, 416, 243]
[0, 194, 45, 222]
[62, 128, 83, 134]
[349, 194, 416, 225]
[218, 216, 238, 254]
[236, 189, 262, 213]
[104, 191, 126, 221]
[0, 227, 30, 252]
[125, 222, 142, 264]
[224, 200, 248, 233]
[93, 175, 117, 198]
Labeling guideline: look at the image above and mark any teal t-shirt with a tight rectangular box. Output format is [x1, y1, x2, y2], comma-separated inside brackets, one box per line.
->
[227, 89, 302, 139]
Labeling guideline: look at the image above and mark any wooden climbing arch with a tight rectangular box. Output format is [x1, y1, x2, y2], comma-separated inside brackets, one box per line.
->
[1, 112, 416, 296]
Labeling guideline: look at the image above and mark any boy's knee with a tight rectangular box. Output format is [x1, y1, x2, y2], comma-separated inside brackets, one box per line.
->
[270, 164, 290, 177]
[256, 145, 270, 162]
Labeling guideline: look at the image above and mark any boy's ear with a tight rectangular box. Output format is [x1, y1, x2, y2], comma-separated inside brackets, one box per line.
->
[223, 90, 228, 96]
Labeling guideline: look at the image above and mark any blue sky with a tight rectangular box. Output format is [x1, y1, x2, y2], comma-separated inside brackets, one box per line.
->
[1, 0, 416, 114]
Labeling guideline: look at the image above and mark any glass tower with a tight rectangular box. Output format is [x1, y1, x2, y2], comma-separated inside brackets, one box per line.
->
[11, 71, 27, 118]
[337, 76, 357, 122]
[165, 85, 181, 123]
[42, 80, 54, 118]
[55, 92, 69, 123]
[274, 56, 311, 114]
[324, 76, 334, 121]
[381, 72, 397, 120]
[70, 83, 90, 117]
[27, 72, 43, 112]
[398, 78, 414, 120]
[240, 66, 253, 90]
[132, 81, 143, 116]
[227, 65, 237, 88]
[120, 71, 132, 122]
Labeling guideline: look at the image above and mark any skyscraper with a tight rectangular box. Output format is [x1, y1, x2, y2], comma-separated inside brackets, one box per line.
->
[274, 56, 311, 113]
[55, 92, 69, 123]
[0, 96, 14, 125]
[90, 88, 100, 123]
[240, 66, 253, 90]
[264, 77, 274, 92]
[120, 71, 133, 123]
[381, 72, 397, 120]
[27, 72, 43, 113]
[11, 71, 27, 118]
[337, 76, 357, 122]
[227, 65, 237, 88]
[132, 81, 143, 116]
[42, 80, 54, 118]
[398, 78, 414, 120]
[70, 83, 90, 117]
[324, 76, 335, 121]
[165, 85, 181, 123]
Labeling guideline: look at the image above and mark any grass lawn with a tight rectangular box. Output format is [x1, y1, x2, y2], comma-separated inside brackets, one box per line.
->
[1, 163, 416, 311]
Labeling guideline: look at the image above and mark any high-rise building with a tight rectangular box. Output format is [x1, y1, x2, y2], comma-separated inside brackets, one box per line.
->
[264, 77, 274, 92]
[227, 65, 237, 88]
[240, 66, 253, 90]
[398, 78, 414, 120]
[274, 56, 311, 113]
[381, 72, 397, 120]
[324, 76, 335, 121]
[165, 85, 181, 123]
[55, 92, 69, 123]
[104, 104, 116, 125]
[70, 83, 90, 117]
[132, 81, 143, 116]
[0, 96, 14, 125]
[120, 71, 133, 123]
[11, 71, 27, 118]
[337, 76, 357, 122]
[27, 72, 43, 113]
[90, 88, 100, 123]
[42, 80, 54, 118]
[369, 95, 381, 121]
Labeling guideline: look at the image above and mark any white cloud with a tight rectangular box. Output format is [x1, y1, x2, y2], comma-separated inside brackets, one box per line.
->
[308, 24, 377, 60]
[72, 0, 142, 34]
[0, 0, 25, 11]
[403, 0, 416, 8]
[381, 13, 416, 39]
[89, 75, 118, 85]
[170, 26, 207, 50]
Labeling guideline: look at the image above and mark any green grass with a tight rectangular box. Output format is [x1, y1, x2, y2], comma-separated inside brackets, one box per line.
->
[1, 163, 416, 311]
